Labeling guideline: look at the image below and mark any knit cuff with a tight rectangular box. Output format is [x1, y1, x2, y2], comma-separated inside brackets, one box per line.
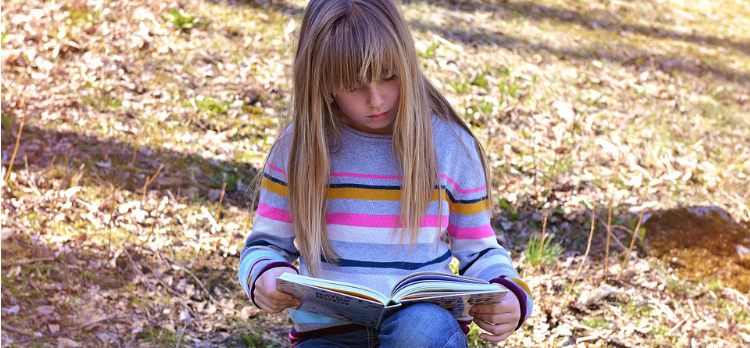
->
[249, 261, 298, 308]
[490, 276, 530, 330]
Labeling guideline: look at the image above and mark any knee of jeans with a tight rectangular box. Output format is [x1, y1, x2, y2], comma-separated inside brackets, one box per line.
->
[380, 303, 467, 348]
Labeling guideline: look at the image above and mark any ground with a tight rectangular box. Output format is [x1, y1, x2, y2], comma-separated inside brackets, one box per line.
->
[1, 0, 749, 347]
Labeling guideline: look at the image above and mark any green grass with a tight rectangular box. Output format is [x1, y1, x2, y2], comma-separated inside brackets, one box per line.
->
[163, 8, 205, 32]
[525, 233, 564, 267]
[582, 316, 610, 330]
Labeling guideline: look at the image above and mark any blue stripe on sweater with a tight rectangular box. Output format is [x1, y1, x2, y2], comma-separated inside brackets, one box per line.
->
[322, 250, 452, 270]
[458, 248, 494, 275]
[245, 239, 300, 258]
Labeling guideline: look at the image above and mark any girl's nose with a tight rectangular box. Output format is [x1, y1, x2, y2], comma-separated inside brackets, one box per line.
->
[366, 84, 384, 108]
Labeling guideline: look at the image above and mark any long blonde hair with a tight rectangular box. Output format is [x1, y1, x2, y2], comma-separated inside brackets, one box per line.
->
[252, 0, 493, 276]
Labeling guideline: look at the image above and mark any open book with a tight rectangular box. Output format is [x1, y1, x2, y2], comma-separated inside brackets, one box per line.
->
[276, 272, 507, 328]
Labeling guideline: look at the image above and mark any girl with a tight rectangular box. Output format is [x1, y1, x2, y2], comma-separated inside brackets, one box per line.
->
[239, 0, 533, 346]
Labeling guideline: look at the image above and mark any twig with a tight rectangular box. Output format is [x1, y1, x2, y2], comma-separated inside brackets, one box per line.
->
[14, 315, 122, 344]
[2, 324, 33, 336]
[149, 64, 166, 91]
[131, 144, 138, 166]
[604, 160, 620, 281]
[596, 217, 629, 251]
[539, 216, 548, 263]
[123, 247, 158, 293]
[217, 175, 227, 222]
[1, 257, 56, 268]
[667, 319, 687, 335]
[619, 210, 645, 279]
[141, 164, 164, 202]
[4, 112, 28, 182]
[723, 287, 750, 311]
[561, 204, 596, 310]
[604, 195, 613, 281]
[164, 256, 216, 303]
[175, 316, 194, 348]
[106, 185, 117, 260]
[648, 294, 677, 322]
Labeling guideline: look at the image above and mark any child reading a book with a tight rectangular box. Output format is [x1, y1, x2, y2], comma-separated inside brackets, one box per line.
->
[239, 0, 533, 346]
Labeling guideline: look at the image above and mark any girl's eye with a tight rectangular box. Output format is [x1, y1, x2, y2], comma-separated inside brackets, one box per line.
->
[383, 75, 397, 81]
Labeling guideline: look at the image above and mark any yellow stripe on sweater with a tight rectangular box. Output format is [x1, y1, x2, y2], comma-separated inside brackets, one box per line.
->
[509, 277, 532, 296]
[261, 177, 489, 215]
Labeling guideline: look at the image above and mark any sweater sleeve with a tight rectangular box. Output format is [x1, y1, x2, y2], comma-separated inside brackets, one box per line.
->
[443, 125, 533, 329]
[238, 134, 300, 308]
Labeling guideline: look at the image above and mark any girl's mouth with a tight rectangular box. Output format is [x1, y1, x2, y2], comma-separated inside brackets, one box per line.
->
[367, 110, 390, 120]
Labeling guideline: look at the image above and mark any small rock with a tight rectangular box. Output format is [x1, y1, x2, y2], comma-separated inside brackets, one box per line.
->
[37, 305, 55, 315]
[208, 189, 222, 202]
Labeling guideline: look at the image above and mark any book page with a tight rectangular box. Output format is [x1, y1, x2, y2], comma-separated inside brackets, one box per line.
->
[276, 274, 388, 328]
[391, 272, 488, 295]
[279, 273, 390, 303]
[400, 290, 507, 320]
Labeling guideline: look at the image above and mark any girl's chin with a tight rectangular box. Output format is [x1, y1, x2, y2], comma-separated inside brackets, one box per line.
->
[354, 120, 395, 134]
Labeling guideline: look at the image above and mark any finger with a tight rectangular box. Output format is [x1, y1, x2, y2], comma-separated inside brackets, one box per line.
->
[260, 295, 297, 314]
[267, 289, 296, 302]
[255, 288, 291, 314]
[267, 294, 301, 309]
[470, 304, 514, 316]
[473, 312, 519, 326]
[254, 295, 279, 314]
[473, 318, 516, 335]
[480, 329, 514, 343]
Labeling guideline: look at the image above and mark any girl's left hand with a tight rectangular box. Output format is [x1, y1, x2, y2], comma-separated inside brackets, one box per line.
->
[468, 284, 521, 342]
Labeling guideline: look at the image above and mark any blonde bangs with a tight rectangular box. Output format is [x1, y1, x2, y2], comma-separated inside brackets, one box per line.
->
[318, 5, 403, 97]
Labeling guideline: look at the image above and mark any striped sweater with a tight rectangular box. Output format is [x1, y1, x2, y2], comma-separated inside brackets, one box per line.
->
[238, 115, 532, 336]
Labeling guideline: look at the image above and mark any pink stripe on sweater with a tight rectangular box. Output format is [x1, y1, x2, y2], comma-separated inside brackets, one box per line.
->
[447, 224, 495, 240]
[269, 163, 287, 176]
[439, 174, 486, 194]
[257, 203, 293, 223]
[330, 172, 402, 179]
[326, 213, 448, 228]
[257, 203, 449, 229]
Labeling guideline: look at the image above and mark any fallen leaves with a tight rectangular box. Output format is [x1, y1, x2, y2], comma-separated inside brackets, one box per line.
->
[2, 0, 749, 346]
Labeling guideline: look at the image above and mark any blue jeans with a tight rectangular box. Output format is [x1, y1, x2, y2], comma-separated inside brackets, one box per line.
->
[295, 303, 468, 348]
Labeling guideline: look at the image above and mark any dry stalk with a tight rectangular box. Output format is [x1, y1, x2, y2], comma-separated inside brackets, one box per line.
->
[164, 255, 216, 303]
[4, 112, 28, 182]
[539, 216, 548, 262]
[604, 195, 614, 280]
[217, 175, 227, 221]
[619, 210, 645, 279]
[561, 204, 596, 310]
[604, 160, 620, 281]
[141, 164, 164, 202]
[131, 145, 138, 166]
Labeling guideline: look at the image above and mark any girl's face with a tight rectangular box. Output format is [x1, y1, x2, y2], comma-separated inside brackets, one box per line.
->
[334, 75, 400, 134]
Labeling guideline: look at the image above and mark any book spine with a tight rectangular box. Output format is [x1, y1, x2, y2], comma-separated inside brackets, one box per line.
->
[376, 303, 403, 328]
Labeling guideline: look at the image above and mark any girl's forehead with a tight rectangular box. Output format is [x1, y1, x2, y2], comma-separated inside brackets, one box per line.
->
[321, 40, 401, 92]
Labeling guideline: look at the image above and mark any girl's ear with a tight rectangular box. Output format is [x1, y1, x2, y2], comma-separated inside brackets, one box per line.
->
[327, 96, 334, 104]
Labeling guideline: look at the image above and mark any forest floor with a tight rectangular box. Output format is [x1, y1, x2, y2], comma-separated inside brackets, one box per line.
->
[2, 0, 749, 347]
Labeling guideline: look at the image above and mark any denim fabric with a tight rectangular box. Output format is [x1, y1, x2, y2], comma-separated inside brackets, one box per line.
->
[294, 326, 378, 348]
[295, 303, 468, 348]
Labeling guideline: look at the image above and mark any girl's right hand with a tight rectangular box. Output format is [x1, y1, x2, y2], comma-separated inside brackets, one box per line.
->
[253, 267, 302, 314]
